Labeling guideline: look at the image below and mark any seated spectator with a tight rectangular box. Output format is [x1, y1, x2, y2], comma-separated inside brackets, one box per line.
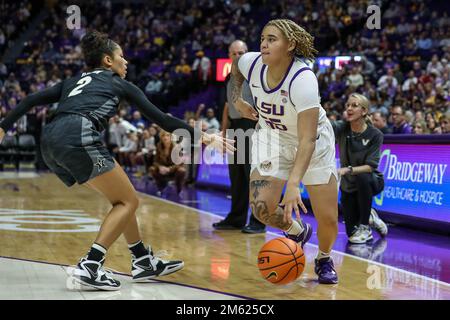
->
[145, 75, 163, 96]
[371, 111, 392, 134]
[402, 71, 418, 92]
[346, 67, 364, 89]
[377, 69, 398, 91]
[135, 126, 159, 171]
[192, 51, 212, 85]
[415, 110, 425, 122]
[391, 105, 413, 134]
[131, 111, 147, 129]
[195, 104, 220, 132]
[427, 54, 444, 76]
[426, 114, 440, 134]
[149, 130, 186, 194]
[118, 131, 139, 169]
[439, 114, 450, 134]
[108, 115, 137, 157]
[131, 127, 157, 173]
[412, 120, 429, 134]
[416, 31, 433, 51]
[175, 58, 192, 76]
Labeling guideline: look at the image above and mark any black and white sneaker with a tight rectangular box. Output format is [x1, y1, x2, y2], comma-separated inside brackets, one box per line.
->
[131, 247, 184, 282]
[69, 257, 121, 291]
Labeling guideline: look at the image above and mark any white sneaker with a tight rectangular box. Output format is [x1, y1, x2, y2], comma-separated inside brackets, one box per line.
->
[369, 208, 388, 237]
[131, 247, 184, 282]
[348, 225, 373, 244]
[69, 257, 121, 291]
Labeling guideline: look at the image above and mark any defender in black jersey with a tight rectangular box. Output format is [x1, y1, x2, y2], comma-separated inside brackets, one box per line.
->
[332, 93, 388, 245]
[0, 31, 234, 291]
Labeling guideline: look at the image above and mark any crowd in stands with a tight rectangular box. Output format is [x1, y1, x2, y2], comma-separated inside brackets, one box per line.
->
[0, 1, 36, 57]
[0, 0, 449, 192]
[319, 0, 449, 134]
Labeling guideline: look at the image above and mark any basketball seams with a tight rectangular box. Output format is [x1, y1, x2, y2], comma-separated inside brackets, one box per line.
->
[275, 238, 300, 280]
[258, 237, 306, 284]
[274, 238, 298, 255]
[259, 258, 302, 271]
[272, 263, 298, 284]
[259, 250, 297, 256]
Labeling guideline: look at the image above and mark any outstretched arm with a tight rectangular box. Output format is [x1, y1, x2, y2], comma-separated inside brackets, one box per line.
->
[0, 82, 63, 139]
[117, 78, 235, 154]
[120, 79, 197, 138]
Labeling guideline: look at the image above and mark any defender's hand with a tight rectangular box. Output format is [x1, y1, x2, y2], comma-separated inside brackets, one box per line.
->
[201, 132, 235, 155]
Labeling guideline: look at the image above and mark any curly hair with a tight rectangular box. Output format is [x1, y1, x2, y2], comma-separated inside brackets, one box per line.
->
[264, 19, 318, 60]
[80, 30, 119, 68]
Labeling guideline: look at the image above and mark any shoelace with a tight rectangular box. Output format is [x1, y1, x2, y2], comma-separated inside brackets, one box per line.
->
[66, 261, 119, 280]
[352, 226, 363, 238]
[102, 266, 120, 278]
[151, 250, 170, 263]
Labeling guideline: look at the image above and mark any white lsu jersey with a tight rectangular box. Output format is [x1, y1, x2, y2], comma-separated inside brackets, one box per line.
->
[238, 52, 328, 146]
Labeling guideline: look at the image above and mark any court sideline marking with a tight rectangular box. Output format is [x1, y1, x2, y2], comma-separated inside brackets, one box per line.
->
[0, 255, 250, 300]
[138, 191, 450, 289]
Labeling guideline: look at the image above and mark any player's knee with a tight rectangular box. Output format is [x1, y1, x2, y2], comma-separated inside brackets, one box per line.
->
[318, 213, 338, 229]
[129, 195, 140, 212]
[116, 194, 139, 213]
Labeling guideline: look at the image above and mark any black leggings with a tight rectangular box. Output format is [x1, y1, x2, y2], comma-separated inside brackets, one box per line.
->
[340, 173, 380, 237]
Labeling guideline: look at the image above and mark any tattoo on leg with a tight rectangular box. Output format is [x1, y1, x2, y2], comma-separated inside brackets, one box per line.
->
[250, 200, 291, 230]
[250, 180, 271, 199]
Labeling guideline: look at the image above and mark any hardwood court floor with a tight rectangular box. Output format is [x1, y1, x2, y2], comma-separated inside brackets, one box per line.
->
[0, 173, 449, 300]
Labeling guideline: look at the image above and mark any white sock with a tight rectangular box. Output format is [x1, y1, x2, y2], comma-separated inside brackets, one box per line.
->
[316, 250, 331, 260]
[287, 220, 304, 236]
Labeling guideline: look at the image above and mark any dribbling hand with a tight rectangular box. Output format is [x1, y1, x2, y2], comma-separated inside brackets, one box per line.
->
[280, 183, 307, 223]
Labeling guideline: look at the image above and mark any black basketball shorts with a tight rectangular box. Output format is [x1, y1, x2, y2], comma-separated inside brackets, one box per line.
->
[41, 114, 115, 187]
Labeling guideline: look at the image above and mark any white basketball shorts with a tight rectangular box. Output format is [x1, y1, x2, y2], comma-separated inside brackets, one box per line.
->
[250, 120, 337, 185]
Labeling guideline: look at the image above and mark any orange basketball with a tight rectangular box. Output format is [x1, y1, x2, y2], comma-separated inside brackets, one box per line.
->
[257, 237, 305, 285]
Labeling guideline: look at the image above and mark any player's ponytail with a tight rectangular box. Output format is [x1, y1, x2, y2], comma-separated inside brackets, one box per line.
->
[264, 19, 318, 61]
[81, 30, 118, 68]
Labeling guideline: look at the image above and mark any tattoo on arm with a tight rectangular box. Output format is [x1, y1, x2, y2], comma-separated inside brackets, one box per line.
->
[250, 180, 271, 199]
[230, 56, 245, 104]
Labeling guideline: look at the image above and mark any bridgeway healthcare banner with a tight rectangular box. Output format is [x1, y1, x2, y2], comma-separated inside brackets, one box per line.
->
[372, 144, 449, 223]
[196, 144, 450, 223]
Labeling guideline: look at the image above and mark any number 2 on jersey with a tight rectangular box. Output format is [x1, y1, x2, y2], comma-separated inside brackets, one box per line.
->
[68, 76, 92, 97]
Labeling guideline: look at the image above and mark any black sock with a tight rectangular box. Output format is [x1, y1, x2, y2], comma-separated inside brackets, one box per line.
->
[128, 240, 148, 258]
[87, 243, 107, 262]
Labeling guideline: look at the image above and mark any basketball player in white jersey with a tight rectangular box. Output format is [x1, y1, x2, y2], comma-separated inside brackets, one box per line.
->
[231, 19, 338, 284]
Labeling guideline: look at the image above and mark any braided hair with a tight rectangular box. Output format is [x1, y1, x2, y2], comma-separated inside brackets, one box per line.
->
[264, 19, 318, 61]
